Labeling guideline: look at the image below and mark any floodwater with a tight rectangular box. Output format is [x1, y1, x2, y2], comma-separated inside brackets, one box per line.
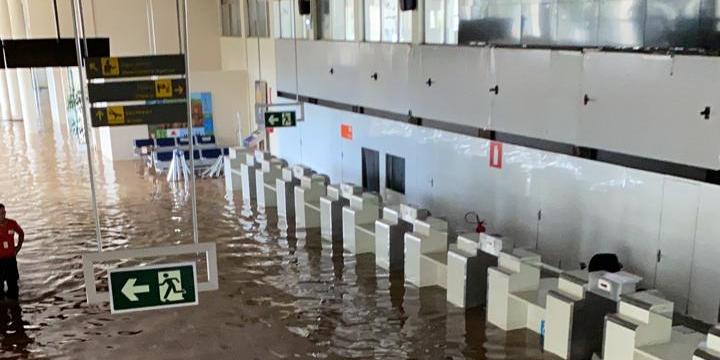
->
[0, 120, 559, 359]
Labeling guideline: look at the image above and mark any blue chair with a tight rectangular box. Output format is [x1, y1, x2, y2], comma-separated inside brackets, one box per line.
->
[196, 135, 216, 145]
[201, 149, 222, 159]
[155, 138, 176, 147]
[134, 139, 154, 148]
[177, 137, 191, 146]
[156, 151, 174, 162]
[183, 150, 201, 160]
[222, 148, 230, 156]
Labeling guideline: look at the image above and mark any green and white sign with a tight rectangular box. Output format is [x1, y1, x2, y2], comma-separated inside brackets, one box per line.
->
[108, 262, 198, 314]
[264, 111, 297, 128]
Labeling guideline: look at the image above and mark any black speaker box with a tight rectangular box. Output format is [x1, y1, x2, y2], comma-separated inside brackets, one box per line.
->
[298, 0, 311, 15]
[400, 0, 417, 11]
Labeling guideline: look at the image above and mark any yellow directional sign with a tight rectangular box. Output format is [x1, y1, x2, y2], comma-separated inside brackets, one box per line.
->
[101, 57, 120, 76]
[91, 103, 187, 127]
[155, 79, 173, 98]
[86, 54, 185, 79]
[87, 79, 186, 103]
[107, 106, 126, 125]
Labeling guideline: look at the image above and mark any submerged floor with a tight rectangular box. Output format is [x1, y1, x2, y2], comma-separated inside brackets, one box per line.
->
[0, 121, 558, 359]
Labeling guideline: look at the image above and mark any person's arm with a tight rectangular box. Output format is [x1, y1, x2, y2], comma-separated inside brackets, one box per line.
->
[13, 222, 24, 254]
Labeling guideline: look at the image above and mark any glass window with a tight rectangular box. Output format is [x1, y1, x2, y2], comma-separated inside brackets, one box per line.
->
[425, 0, 445, 43]
[279, 0, 294, 38]
[271, 0, 281, 38]
[319, 0, 351, 40]
[399, 7, 413, 42]
[346, 0, 356, 40]
[247, 0, 270, 37]
[319, 0, 332, 39]
[446, 0, 459, 44]
[381, 0, 399, 42]
[365, 0, 381, 41]
[221, 0, 243, 36]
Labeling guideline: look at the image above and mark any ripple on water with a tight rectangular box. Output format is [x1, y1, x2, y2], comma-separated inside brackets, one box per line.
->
[0, 121, 558, 359]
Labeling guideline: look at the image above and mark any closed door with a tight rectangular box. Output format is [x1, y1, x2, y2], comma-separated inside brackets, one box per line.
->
[362, 147, 380, 192]
[654, 179, 700, 314]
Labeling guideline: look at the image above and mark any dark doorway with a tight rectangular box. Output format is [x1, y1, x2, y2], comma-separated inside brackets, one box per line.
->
[362, 148, 380, 192]
[386, 153, 405, 194]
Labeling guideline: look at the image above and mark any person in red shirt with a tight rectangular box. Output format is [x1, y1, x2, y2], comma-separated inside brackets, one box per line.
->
[0, 204, 23, 300]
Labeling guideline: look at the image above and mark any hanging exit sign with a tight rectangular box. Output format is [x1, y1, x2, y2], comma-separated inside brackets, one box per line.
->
[264, 111, 297, 128]
[108, 262, 198, 314]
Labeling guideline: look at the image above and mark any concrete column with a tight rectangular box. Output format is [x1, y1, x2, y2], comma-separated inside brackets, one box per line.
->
[46, 68, 68, 131]
[0, 0, 10, 119]
[0, 0, 22, 121]
[8, 0, 41, 131]
[0, 71, 10, 121]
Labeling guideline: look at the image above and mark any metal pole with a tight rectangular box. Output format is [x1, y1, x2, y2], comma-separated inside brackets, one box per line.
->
[52, 0, 61, 39]
[146, 0, 157, 54]
[181, 0, 199, 244]
[78, 0, 89, 58]
[71, 0, 103, 252]
[176, 0, 183, 51]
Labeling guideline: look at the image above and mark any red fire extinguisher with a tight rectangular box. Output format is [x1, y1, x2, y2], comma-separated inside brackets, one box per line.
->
[465, 211, 486, 233]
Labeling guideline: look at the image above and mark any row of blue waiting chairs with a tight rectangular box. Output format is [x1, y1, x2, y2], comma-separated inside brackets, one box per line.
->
[134, 135, 217, 150]
[154, 148, 230, 172]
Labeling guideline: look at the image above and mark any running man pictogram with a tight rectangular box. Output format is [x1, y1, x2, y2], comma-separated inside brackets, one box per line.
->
[158, 271, 186, 302]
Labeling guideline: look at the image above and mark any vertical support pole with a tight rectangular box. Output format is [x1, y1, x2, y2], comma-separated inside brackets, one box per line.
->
[146, 0, 157, 54]
[71, 0, 103, 252]
[176, 0, 183, 51]
[53, 0, 61, 39]
[180, 0, 199, 245]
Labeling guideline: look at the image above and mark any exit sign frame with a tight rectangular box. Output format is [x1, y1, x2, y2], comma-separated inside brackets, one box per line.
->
[108, 262, 199, 314]
[264, 110, 297, 128]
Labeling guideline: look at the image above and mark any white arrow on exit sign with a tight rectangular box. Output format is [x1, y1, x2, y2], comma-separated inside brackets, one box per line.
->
[121, 278, 150, 301]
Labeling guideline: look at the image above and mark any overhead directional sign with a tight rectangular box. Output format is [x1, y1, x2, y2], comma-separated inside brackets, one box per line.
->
[91, 102, 187, 127]
[88, 79, 186, 103]
[0, 38, 110, 69]
[108, 262, 198, 314]
[86, 54, 186, 79]
[264, 111, 297, 128]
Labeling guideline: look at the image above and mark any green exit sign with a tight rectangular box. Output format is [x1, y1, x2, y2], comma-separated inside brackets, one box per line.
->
[108, 262, 198, 314]
[264, 111, 297, 128]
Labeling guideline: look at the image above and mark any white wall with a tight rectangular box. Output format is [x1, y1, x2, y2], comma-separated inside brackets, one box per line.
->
[220, 37, 248, 71]
[190, 70, 249, 146]
[272, 103, 720, 324]
[275, 40, 720, 170]
[187, 0, 221, 71]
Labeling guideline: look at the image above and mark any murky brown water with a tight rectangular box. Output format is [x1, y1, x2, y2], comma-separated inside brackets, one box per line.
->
[0, 120, 559, 359]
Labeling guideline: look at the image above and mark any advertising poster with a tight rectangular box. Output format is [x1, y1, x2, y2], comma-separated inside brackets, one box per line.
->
[150, 92, 214, 138]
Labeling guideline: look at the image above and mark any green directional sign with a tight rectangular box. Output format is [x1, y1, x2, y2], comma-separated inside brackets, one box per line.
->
[88, 79, 186, 103]
[264, 111, 297, 128]
[108, 262, 198, 314]
[91, 102, 187, 127]
[86, 54, 185, 79]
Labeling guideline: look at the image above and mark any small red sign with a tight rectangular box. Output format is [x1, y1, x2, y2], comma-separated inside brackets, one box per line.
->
[341, 124, 353, 140]
[489, 141, 503, 169]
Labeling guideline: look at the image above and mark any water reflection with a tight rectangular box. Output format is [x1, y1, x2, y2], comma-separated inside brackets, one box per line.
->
[0, 120, 558, 359]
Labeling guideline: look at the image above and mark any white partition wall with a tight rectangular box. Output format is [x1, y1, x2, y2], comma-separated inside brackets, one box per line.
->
[275, 40, 720, 170]
[579, 53, 720, 169]
[271, 102, 720, 324]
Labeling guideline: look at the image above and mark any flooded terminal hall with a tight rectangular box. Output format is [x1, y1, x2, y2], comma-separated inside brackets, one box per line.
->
[3, 0, 720, 359]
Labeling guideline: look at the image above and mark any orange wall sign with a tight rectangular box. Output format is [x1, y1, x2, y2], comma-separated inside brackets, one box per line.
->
[341, 124, 353, 140]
